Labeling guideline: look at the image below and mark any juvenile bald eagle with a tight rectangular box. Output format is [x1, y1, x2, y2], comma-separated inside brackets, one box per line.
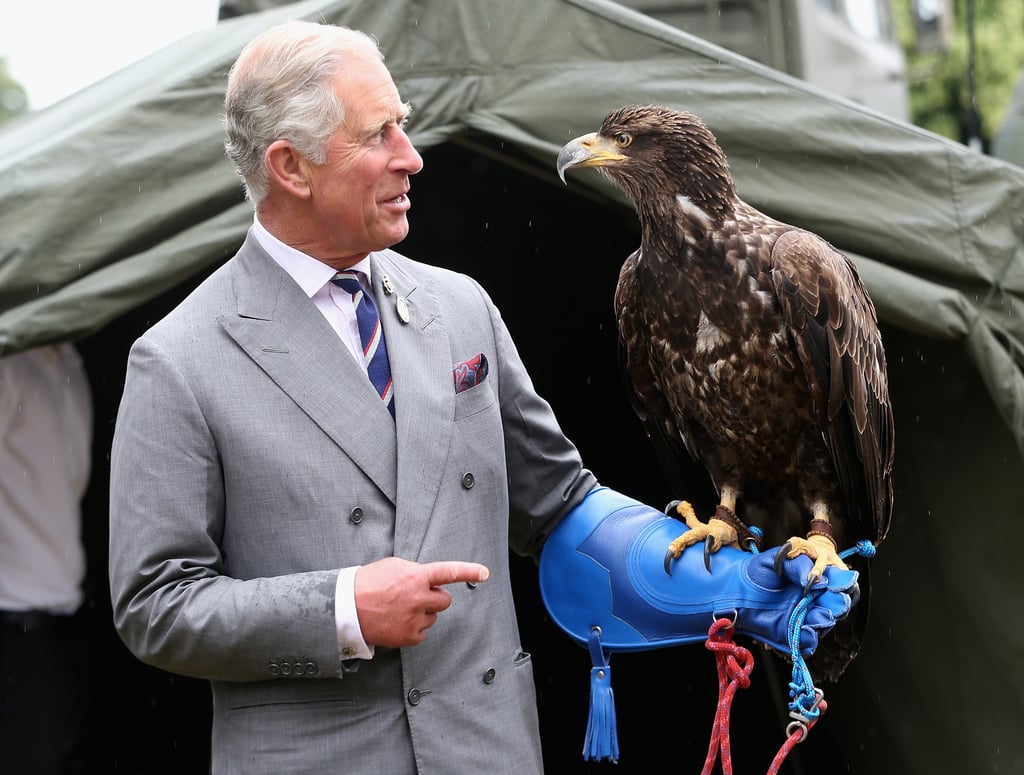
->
[556, 105, 894, 681]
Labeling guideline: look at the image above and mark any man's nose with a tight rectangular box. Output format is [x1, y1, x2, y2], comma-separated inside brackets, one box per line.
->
[394, 131, 424, 174]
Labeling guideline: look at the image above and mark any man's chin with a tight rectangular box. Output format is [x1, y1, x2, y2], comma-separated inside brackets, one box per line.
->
[378, 222, 410, 249]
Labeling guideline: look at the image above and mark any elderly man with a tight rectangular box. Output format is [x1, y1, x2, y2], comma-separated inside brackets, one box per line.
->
[109, 20, 615, 774]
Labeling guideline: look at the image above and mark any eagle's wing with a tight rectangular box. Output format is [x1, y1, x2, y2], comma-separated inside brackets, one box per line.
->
[614, 250, 718, 512]
[769, 230, 894, 545]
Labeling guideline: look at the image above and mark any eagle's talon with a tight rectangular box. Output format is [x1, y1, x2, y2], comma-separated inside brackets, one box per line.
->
[774, 541, 793, 576]
[778, 533, 847, 593]
[663, 548, 677, 576]
[663, 506, 737, 575]
[664, 499, 682, 518]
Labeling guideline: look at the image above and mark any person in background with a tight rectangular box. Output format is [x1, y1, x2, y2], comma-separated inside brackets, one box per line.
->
[0, 342, 94, 774]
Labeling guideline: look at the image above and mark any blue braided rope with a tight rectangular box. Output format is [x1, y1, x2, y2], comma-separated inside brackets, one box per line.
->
[746, 525, 764, 554]
[841, 539, 876, 561]
[786, 594, 820, 718]
[786, 539, 877, 719]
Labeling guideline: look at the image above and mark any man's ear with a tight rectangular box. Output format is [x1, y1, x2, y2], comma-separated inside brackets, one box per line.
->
[265, 140, 313, 199]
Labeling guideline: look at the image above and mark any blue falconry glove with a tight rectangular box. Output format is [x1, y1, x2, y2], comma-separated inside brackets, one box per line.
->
[540, 487, 857, 656]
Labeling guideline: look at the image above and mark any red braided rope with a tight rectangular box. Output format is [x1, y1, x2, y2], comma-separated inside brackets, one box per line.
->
[699, 617, 830, 775]
[700, 617, 754, 775]
[767, 697, 827, 775]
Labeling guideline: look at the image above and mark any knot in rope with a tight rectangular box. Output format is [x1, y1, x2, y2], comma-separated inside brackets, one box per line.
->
[700, 616, 754, 775]
[706, 618, 754, 688]
[840, 538, 876, 561]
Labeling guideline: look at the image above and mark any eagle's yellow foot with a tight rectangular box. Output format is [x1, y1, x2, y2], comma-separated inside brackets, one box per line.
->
[663, 500, 740, 575]
[774, 532, 849, 593]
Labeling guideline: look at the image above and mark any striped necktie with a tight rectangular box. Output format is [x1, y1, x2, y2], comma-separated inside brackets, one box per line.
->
[331, 272, 395, 418]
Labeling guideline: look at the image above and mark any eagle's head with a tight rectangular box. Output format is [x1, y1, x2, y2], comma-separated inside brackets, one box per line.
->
[556, 105, 735, 216]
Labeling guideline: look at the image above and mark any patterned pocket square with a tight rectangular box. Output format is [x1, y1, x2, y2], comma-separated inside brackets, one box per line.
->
[453, 353, 489, 394]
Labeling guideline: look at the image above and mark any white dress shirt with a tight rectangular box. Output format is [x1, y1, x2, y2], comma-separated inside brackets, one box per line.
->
[0, 343, 92, 613]
[251, 216, 374, 662]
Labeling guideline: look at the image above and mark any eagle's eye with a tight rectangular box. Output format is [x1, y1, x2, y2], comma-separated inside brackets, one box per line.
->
[614, 132, 633, 148]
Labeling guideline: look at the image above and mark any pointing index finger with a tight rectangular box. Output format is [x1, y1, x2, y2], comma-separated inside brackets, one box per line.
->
[425, 561, 490, 587]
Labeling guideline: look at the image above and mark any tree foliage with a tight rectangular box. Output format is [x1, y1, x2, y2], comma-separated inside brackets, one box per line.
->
[892, 0, 1024, 148]
[0, 57, 28, 127]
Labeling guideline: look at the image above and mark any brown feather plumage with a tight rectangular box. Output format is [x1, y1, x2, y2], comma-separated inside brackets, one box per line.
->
[558, 105, 894, 681]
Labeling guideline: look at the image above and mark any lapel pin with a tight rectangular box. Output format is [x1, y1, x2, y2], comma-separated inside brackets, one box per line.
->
[382, 275, 395, 295]
[396, 296, 410, 324]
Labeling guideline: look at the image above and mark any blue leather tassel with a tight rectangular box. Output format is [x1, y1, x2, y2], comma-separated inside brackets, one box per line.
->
[583, 627, 619, 762]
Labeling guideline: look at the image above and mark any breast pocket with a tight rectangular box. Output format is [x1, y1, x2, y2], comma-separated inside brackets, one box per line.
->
[453, 379, 496, 420]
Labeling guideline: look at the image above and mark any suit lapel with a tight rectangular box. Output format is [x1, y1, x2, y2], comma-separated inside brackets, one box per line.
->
[371, 250, 455, 560]
[218, 236, 398, 502]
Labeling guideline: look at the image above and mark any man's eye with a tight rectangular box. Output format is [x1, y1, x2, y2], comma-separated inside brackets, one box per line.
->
[364, 127, 387, 144]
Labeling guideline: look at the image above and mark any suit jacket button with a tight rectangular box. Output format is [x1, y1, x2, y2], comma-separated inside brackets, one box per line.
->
[483, 668, 496, 684]
[407, 688, 422, 706]
[461, 472, 475, 489]
[349, 507, 364, 525]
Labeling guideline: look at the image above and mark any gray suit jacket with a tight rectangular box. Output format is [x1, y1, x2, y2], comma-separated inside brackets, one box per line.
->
[108, 233, 597, 774]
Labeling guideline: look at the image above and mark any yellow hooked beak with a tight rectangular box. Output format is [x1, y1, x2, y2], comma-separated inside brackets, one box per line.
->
[556, 132, 627, 183]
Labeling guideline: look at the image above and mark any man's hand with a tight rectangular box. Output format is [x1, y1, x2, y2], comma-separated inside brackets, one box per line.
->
[354, 557, 489, 648]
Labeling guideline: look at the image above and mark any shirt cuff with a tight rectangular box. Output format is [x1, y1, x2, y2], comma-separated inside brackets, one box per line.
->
[335, 566, 374, 661]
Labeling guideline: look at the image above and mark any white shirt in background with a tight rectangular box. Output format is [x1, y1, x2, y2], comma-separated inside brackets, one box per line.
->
[0, 343, 92, 614]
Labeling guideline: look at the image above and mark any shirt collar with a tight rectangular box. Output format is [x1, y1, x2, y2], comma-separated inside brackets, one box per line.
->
[251, 215, 373, 298]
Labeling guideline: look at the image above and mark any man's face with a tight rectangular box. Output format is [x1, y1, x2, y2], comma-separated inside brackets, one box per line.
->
[307, 58, 423, 264]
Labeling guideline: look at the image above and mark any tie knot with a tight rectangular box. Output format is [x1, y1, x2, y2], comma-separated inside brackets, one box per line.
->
[331, 271, 364, 296]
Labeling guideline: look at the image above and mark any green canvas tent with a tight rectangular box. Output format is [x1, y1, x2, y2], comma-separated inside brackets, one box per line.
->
[1, 0, 1022, 772]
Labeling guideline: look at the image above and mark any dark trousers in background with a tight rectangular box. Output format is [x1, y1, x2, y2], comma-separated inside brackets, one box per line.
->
[0, 607, 95, 774]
